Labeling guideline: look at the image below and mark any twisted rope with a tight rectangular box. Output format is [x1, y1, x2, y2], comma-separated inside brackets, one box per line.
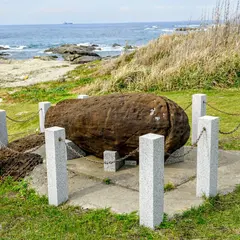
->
[184, 102, 192, 111]
[65, 142, 139, 165]
[6, 109, 41, 123]
[204, 102, 240, 116]
[167, 127, 206, 159]
[219, 123, 240, 135]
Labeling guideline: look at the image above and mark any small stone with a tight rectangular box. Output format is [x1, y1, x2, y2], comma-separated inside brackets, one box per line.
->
[125, 160, 137, 166]
[65, 139, 86, 160]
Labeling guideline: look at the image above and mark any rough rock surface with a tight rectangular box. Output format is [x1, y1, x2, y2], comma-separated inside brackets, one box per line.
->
[33, 55, 58, 61]
[45, 94, 190, 160]
[0, 46, 9, 50]
[45, 44, 101, 64]
[112, 43, 121, 47]
[0, 53, 9, 59]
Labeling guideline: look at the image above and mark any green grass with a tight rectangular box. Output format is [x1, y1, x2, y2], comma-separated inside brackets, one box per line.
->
[1, 178, 240, 239]
[164, 182, 175, 192]
[0, 62, 101, 104]
[5, 77, 94, 104]
[0, 103, 39, 142]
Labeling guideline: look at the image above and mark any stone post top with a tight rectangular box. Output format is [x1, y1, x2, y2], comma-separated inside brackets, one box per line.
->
[78, 95, 89, 99]
[199, 116, 219, 121]
[0, 109, 6, 113]
[45, 126, 65, 132]
[104, 150, 118, 154]
[39, 101, 51, 104]
[193, 94, 207, 97]
[140, 133, 164, 140]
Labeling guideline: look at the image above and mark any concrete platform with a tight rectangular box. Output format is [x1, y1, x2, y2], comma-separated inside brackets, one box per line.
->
[27, 147, 240, 216]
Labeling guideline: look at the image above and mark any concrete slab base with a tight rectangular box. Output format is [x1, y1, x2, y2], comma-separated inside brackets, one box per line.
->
[26, 147, 240, 216]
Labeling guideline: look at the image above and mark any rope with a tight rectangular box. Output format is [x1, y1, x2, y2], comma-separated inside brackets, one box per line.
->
[65, 142, 139, 165]
[184, 102, 192, 111]
[219, 123, 240, 135]
[6, 109, 41, 124]
[8, 129, 38, 137]
[0, 137, 43, 155]
[0, 139, 22, 155]
[167, 127, 206, 159]
[204, 102, 240, 116]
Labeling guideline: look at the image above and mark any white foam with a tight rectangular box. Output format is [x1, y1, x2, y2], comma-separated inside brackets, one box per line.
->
[0, 45, 10, 49]
[162, 28, 174, 32]
[144, 25, 160, 31]
[14, 46, 27, 50]
[1, 45, 27, 51]
[94, 45, 124, 52]
[174, 24, 200, 28]
[77, 42, 92, 46]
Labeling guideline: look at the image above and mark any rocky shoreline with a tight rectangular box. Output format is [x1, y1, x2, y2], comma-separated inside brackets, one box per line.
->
[0, 43, 137, 62]
[0, 43, 136, 88]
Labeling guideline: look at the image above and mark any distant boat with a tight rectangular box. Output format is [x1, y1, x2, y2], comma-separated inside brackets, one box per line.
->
[63, 22, 73, 25]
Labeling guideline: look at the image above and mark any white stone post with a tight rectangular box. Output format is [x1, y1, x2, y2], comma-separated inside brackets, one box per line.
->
[0, 110, 8, 148]
[39, 102, 51, 133]
[139, 133, 164, 229]
[192, 94, 207, 144]
[196, 116, 219, 198]
[45, 127, 68, 206]
[77, 95, 89, 99]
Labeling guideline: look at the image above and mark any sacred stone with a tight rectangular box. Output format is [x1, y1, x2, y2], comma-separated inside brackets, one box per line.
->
[45, 93, 190, 160]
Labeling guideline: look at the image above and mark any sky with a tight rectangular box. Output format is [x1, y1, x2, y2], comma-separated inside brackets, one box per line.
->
[0, 0, 237, 25]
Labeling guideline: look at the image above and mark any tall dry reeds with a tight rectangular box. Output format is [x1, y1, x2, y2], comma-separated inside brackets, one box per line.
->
[90, 0, 240, 94]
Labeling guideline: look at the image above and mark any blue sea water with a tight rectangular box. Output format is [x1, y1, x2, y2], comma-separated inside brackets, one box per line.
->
[0, 22, 200, 59]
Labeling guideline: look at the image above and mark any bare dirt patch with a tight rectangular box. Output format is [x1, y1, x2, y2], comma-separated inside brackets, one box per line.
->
[0, 134, 45, 180]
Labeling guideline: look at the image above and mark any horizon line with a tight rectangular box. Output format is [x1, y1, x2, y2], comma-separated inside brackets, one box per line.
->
[0, 20, 203, 26]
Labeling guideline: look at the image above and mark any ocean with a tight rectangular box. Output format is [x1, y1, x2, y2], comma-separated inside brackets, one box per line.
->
[0, 22, 200, 59]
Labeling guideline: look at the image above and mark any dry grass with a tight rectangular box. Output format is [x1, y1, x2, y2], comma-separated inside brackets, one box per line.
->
[89, 0, 240, 94]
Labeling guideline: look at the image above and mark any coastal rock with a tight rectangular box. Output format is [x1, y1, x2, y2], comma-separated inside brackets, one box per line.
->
[33, 55, 58, 61]
[0, 53, 9, 56]
[175, 27, 198, 32]
[112, 43, 121, 47]
[0, 53, 9, 58]
[124, 45, 136, 50]
[45, 44, 96, 54]
[45, 44, 101, 64]
[0, 46, 9, 50]
[45, 93, 190, 160]
[71, 55, 102, 64]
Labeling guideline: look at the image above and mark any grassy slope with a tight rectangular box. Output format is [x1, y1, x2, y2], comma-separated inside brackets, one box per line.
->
[91, 28, 240, 93]
[1, 178, 240, 239]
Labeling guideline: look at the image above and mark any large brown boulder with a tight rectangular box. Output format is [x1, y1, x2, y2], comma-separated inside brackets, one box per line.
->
[45, 94, 190, 160]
